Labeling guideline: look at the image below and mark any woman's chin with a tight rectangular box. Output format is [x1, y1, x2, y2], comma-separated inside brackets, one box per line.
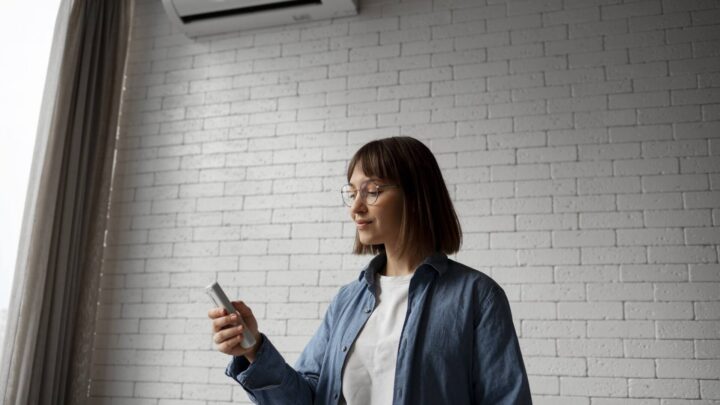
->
[358, 234, 378, 246]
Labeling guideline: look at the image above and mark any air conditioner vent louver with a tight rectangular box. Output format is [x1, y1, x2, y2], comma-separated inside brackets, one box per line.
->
[162, 0, 358, 37]
[179, 0, 322, 23]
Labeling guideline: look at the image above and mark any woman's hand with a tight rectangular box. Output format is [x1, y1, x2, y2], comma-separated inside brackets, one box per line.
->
[208, 301, 262, 362]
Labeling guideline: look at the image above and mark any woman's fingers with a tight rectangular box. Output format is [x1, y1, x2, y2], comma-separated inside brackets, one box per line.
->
[220, 334, 243, 352]
[232, 301, 253, 317]
[215, 325, 245, 353]
[209, 301, 257, 356]
[211, 311, 238, 333]
[208, 307, 224, 318]
[214, 324, 244, 344]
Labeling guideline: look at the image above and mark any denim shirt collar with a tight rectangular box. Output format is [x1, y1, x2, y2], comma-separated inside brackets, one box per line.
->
[357, 251, 449, 287]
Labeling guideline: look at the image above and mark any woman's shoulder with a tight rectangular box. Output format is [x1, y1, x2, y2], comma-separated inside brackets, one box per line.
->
[443, 258, 504, 301]
[444, 257, 495, 282]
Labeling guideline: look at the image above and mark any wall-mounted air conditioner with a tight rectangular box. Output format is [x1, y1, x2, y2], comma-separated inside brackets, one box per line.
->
[161, 0, 358, 37]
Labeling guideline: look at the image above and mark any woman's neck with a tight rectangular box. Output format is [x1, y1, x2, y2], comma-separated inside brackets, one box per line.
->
[382, 248, 424, 277]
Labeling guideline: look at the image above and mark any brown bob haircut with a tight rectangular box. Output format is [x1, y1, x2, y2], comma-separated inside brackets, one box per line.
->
[346, 136, 462, 259]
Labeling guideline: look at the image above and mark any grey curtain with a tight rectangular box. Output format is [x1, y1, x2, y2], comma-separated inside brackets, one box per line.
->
[0, 0, 133, 404]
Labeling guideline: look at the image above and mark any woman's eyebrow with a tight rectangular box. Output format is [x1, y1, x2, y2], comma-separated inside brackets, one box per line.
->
[348, 178, 380, 187]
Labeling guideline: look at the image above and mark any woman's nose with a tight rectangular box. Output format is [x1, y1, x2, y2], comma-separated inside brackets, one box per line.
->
[349, 195, 367, 215]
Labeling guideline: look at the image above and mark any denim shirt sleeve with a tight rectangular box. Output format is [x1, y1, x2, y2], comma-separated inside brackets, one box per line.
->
[224, 333, 311, 404]
[224, 287, 344, 404]
[473, 287, 532, 405]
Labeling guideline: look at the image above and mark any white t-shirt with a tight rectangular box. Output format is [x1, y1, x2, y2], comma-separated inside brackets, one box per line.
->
[340, 272, 413, 405]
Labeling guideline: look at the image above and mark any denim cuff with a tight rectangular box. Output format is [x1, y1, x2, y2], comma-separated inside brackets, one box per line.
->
[225, 334, 286, 390]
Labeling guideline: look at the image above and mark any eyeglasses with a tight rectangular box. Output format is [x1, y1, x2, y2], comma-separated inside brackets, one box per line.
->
[340, 181, 399, 207]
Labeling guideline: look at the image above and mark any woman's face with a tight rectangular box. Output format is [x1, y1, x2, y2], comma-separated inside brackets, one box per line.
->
[348, 164, 404, 248]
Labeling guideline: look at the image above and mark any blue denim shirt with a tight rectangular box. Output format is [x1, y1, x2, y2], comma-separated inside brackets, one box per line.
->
[226, 252, 532, 405]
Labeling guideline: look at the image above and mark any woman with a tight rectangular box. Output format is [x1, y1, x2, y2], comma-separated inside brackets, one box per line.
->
[208, 136, 532, 404]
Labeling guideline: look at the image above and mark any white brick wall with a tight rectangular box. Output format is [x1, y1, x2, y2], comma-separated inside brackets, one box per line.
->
[90, 0, 720, 403]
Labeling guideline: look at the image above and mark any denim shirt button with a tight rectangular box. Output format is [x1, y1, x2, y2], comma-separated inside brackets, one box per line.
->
[342, 345, 348, 352]
[364, 307, 371, 313]
[333, 392, 339, 399]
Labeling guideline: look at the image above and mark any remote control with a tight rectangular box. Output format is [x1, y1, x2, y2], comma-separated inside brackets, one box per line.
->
[206, 281, 257, 349]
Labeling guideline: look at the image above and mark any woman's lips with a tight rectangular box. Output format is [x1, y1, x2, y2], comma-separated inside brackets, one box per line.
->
[356, 220, 372, 230]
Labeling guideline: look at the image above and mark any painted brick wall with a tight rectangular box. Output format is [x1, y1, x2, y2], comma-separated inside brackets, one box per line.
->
[90, 0, 720, 403]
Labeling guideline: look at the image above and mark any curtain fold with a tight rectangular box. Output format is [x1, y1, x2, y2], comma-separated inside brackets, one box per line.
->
[0, 0, 133, 404]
